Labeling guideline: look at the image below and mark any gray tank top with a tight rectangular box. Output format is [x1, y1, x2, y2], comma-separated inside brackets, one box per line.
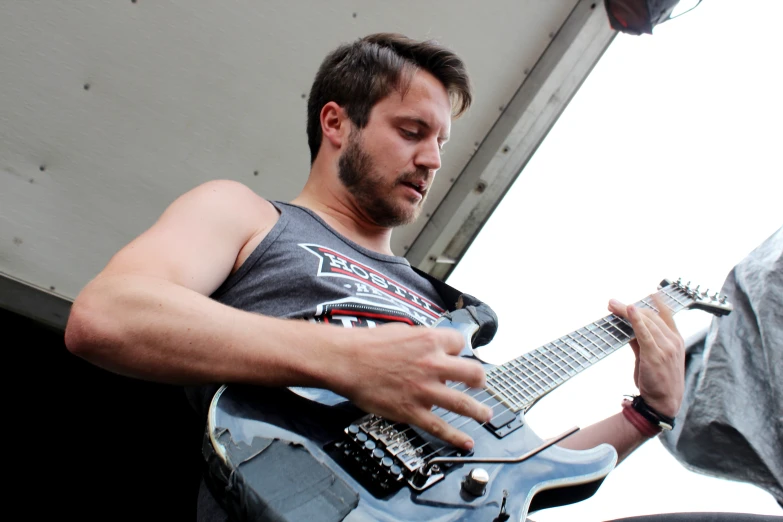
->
[212, 201, 446, 325]
[186, 201, 447, 418]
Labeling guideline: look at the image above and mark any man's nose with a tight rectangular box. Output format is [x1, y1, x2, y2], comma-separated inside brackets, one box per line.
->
[415, 138, 442, 172]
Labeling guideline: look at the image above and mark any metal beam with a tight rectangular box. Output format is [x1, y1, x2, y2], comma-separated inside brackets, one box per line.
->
[407, 0, 617, 279]
[0, 272, 72, 331]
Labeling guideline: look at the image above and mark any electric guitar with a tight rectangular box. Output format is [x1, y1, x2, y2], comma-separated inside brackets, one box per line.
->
[203, 278, 732, 522]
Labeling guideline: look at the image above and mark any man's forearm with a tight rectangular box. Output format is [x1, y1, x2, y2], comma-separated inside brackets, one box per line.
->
[65, 273, 341, 387]
[557, 412, 651, 463]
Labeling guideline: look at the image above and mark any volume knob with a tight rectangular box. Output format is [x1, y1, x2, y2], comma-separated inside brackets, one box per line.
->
[462, 467, 489, 496]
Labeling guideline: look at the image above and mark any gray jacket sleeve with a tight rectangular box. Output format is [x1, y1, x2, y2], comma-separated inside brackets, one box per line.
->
[661, 227, 783, 506]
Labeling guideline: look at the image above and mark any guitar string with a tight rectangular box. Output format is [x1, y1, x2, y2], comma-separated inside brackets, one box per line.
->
[381, 287, 690, 464]
[440, 288, 683, 431]
[415, 288, 689, 462]
[397, 287, 683, 436]
[372, 286, 689, 460]
[446, 286, 687, 421]
[373, 290, 677, 458]
[379, 288, 685, 448]
[412, 289, 686, 463]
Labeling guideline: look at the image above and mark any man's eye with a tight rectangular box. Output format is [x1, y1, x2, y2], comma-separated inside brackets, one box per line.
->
[401, 129, 418, 139]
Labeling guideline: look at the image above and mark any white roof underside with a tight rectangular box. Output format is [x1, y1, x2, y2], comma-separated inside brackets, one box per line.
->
[0, 0, 615, 329]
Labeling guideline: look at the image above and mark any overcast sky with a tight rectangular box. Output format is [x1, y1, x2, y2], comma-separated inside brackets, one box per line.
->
[449, 1, 782, 520]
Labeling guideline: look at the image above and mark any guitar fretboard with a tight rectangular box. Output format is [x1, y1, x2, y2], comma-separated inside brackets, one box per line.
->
[484, 285, 692, 413]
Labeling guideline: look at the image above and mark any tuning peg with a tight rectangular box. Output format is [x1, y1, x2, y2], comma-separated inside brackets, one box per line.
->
[712, 292, 719, 301]
[720, 295, 728, 304]
[702, 288, 710, 297]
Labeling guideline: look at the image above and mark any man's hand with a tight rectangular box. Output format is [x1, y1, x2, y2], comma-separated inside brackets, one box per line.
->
[331, 323, 493, 451]
[608, 294, 686, 418]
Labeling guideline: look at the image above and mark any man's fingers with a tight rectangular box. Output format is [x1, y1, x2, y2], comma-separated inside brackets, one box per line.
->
[411, 409, 475, 450]
[651, 294, 679, 334]
[439, 357, 486, 389]
[608, 298, 629, 319]
[627, 304, 663, 355]
[432, 386, 493, 425]
[626, 305, 655, 349]
[632, 302, 683, 353]
[438, 328, 468, 356]
[630, 339, 641, 387]
[611, 296, 678, 332]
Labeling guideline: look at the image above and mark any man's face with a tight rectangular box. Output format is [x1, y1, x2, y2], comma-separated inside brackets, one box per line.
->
[338, 69, 452, 228]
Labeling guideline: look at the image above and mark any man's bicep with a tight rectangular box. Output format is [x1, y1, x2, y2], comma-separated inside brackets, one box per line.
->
[100, 180, 276, 296]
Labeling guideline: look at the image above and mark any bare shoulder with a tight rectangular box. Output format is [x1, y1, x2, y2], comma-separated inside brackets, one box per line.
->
[179, 179, 278, 230]
[96, 179, 280, 295]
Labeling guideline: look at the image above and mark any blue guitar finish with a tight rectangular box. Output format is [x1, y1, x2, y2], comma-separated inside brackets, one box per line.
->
[205, 280, 732, 521]
[208, 383, 616, 522]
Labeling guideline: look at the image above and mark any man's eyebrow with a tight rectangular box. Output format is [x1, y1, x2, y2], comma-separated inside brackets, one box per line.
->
[398, 116, 449, 142]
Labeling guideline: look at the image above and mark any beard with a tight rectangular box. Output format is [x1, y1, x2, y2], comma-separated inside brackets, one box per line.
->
[338, 132, 427, 228]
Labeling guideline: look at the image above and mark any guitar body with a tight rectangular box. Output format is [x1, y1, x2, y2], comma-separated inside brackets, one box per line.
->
[203, 280, 730, 521]
[206, 373, 617, 522]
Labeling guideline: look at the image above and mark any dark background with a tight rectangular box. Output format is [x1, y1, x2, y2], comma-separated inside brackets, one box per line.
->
[6, 305, 201, 521]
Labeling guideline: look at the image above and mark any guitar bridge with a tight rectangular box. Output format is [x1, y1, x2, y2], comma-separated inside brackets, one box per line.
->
[325, 414, 465, 497]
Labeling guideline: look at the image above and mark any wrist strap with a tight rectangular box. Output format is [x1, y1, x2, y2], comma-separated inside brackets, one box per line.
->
[628, 395, 675, 431]
[622, 399, 662, 437]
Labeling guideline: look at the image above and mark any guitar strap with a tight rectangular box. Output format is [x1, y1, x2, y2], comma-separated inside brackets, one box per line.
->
[411, 266, 499, 348]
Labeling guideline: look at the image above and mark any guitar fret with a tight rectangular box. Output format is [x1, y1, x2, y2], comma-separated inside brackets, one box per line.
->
[520, 356, 555, 397]
[640, 297, 659, 313]
[595, 320, 624, 343]
[610, 316, 634, 337]
[487, 380, 522, 412]
[520, 358, 557, 402]
[673, 291, 692, 312]
[497, 362, 537, 403]
[573, 329, 609, 356]
[487, 367, 530, 410]
[601, 319, 629, 342]
[530, 352, 564, 386]
[554, 339, 589, 368]
[486, 369, 517, 400]
[663, 288, 687, 308]
[550, 340, 588, 372]
[564, 334, 599, 361]
[532, 349, 571, 394]
[487, 367, 520, 398]
[507, 359, 543, 404]
[532, 351, 568, 390]
[538, 349, 571, 380]
[521, 354, 557, 391]
[585, 322, 612, 346]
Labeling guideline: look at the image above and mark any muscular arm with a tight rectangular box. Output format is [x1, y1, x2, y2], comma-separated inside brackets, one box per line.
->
[65, 180, 491, 449]
[65, 179, 319, 385]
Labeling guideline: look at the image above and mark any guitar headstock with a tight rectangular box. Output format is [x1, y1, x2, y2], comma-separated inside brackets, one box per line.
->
[659, 278, 733, 316]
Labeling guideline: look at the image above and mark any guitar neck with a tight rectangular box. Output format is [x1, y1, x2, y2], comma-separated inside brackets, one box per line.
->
[485, 285, 693, 414]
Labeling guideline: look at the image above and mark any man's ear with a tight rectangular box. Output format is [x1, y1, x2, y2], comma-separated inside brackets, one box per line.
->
[320, 101, 350, 150]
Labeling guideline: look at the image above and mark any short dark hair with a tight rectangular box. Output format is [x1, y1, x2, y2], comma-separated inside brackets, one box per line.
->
[306, 33, 472, 164]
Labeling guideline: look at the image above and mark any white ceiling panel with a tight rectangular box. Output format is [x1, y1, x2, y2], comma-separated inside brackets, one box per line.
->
[0, 0, 614, 328]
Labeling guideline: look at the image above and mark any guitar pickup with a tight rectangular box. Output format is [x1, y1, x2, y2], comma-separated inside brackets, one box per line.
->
[482, 395, 525, 438]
